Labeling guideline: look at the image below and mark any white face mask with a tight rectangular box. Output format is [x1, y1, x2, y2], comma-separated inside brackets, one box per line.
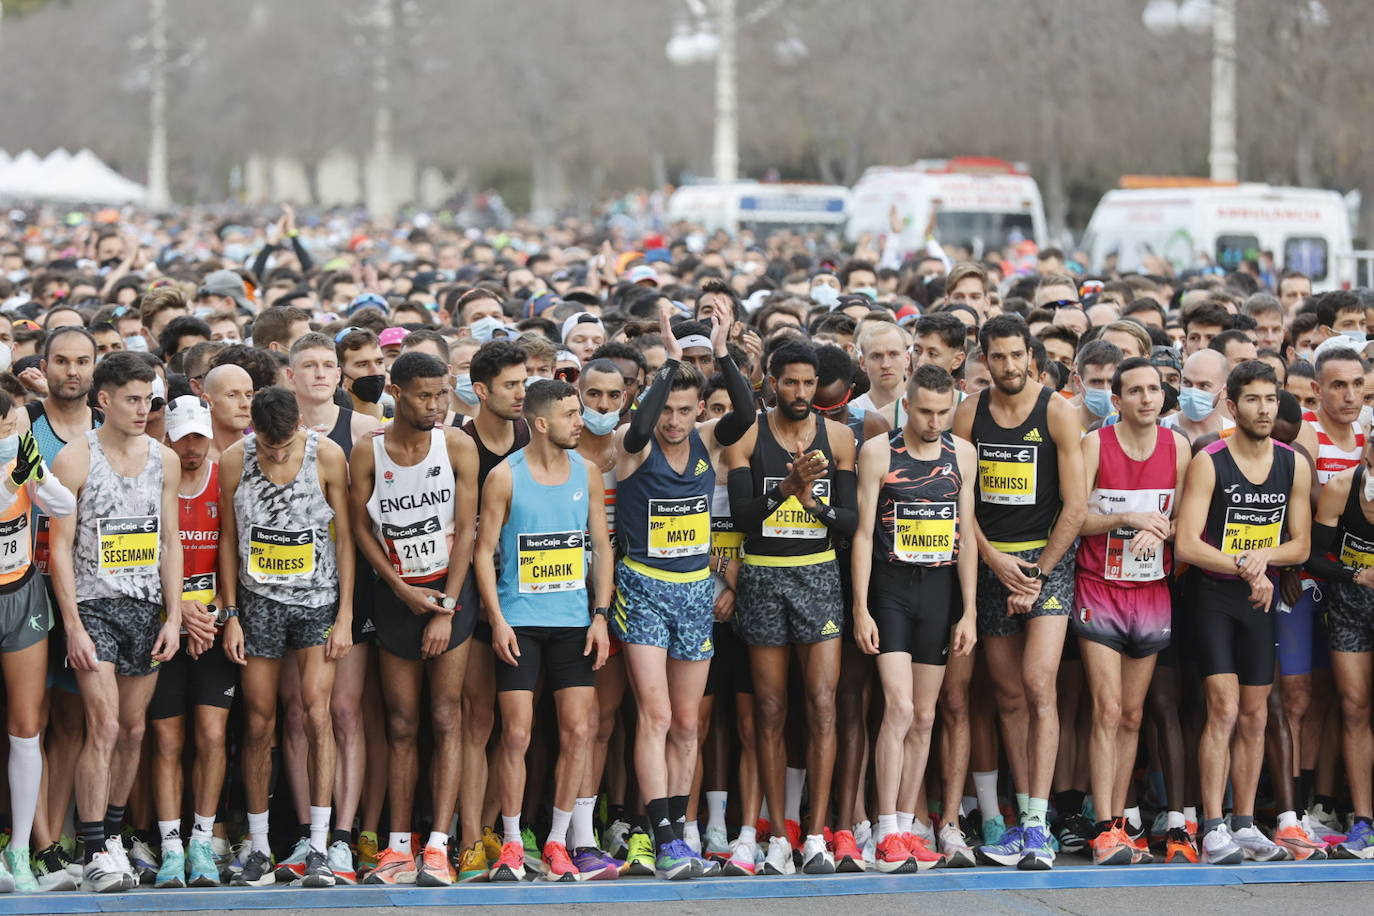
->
[1364, 465, 1374, 504]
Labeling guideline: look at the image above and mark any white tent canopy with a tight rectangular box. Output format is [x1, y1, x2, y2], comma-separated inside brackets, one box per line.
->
[0, 148, 147, 204]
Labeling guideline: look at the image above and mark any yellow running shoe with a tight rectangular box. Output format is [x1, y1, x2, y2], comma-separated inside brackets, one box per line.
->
[481, 827, 503, 864]
[458, 842, 488, 883]
[357, 831, 380, 874]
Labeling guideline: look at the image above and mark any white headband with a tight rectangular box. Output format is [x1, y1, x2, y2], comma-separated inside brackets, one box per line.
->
[676, 334, 713, 351]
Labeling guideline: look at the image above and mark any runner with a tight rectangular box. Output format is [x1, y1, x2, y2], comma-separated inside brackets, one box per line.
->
[473, 379, 612, 883]
[350, 351, 480, 887]
[202, 364, 253, 460]
[48, 352, 186, 893]
[852, 364, 977, 873]
[952, 313, 1087, 871]
[1175, 360, 1312, 864]
[219, 386, 355, 888]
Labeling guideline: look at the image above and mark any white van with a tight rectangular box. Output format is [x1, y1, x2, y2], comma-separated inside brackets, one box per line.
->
[847, 157, 1047, 257]
[1081, 182, 1354, 291]
[666, 181, 851, 237]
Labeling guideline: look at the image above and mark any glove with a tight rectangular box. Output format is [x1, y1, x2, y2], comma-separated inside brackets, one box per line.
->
[9, 431, 41, 487]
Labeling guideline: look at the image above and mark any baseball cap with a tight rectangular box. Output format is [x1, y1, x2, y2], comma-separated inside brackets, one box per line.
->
[626, 265, 658, 286]
[199, 269, 253, 312]
[1149, 345, 1182, 371]
[379, 327, 409, 348]
[165, 395, 212, 442]
[561, 312, 605, 343]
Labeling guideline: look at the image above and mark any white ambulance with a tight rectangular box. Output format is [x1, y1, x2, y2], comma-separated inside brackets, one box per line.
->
[666, 181, 851, 237]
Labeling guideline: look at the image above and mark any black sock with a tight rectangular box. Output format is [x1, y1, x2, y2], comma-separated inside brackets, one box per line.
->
[647, 798, 675, 848]
[1297, 769, 1315, 811]
[1055, 790, 1085, 818]
[138, 828, 159, 847]
[668, 795, 688, 841]
[80, 821, 104, 864]
[634, 813, 654, 835]
[1230, 814, 1254, 830]
[103, 805, 126, 841]
[298, 823, 311, 840]
[1315, 794, 1338, 811]
[332, 828, 351, 846]
[608, 804, 625, 825]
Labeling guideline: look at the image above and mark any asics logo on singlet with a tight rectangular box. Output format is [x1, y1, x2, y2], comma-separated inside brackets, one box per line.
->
[694, 459, 709, 476]
[1023, 429, 1043, 442]
[573, 489, 584, 501]
[1042, 596, 1063, 610]
[820, 620, 840, 636]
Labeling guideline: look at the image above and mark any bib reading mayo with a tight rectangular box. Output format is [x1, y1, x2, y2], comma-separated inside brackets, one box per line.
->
[763, 477, 830, 539]
[517, 530, 585, 593]
[99, 516, 160, 575]
[248, 526, 315, 584]
[893, 502, 956, 563]
[647, 496, 710, 558]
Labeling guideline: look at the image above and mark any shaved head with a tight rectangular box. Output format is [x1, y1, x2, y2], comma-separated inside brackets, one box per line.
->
[203, 363, 252, 396]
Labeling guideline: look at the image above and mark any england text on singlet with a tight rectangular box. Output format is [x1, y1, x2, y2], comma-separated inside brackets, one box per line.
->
[743, 411, 836, 562]
[971, 385, 1060, 549]
[873, 430, 961, 567]
[1200, 437, 1294, 582]
[365, 428, 457, 585]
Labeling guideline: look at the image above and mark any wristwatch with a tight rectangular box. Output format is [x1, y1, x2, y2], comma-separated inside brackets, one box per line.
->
[592, 606, 611, 621]
[1026, 566, 1049, 582]
[439, 596, 458, 612]
[215, 605, 239, 625]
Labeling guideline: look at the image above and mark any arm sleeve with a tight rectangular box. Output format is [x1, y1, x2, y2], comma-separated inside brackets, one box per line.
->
[1306, 522, 1355, 583]
[624, 359, 679, 454]
[30, 468, 76, 518]
[805, 468, 858, 535]
[290, 234, 314, 274]
[250, 245, 275, 286]
[727, 466, 785, 532]
[712, 354, 757, 447]
[926, 236, 952, 273]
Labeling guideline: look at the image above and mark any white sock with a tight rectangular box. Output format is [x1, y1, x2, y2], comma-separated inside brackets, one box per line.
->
[961, 796, 977, 817]
[1278, 810, 1299, 829]
[1123, 806, 1142, 831]
[684, 821, 700, 852]
[897, 811, 914, 834]
[705, 791, 728, 833]
[389, 831, 412, 854]
[784, 768, 805, 823]
[427, 830, 449, 850]
[571, 797, 597, 850]
[502, 814, 522, 845]
[973, 770, 999, 818]
[913, 816, 930, 838]
[1184, 805, 1198, 824]
[7, 734, 40, 850]
[877, 814, 898, 841]
[192, 813, 215, 842]
[248, 811, 271, 855]
[1167, 810, 1185, 830]
[737, 824, 757, 846]
[547, 807, 571, 847]
[309, 806, 331, 854]
[159, 819, 183, 854]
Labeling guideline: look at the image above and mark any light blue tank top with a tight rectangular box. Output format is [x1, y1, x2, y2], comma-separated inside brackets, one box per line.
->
[497, 449, 590, 628]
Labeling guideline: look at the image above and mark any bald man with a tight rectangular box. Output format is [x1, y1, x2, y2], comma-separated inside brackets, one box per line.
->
[203, 364, 254, 460]
[1166, 349, 1229, 444]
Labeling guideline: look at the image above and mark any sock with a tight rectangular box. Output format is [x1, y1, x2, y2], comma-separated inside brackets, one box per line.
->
[502, 815, 521, 845]
[913, 816, 930, 838]
[877, 814, 898, 841]
[896, 811, 914, 834]
[1184, 805, 1198, 825]
[309, 806, 331, 854]
[1314, 794, 1338, 811]
[1055, 789, 1084, 817]
[1201, 816, 1224, 835]
[647, 797, 675, 847]
[668, 795, 688, 841]
[684, 820, 700, 852]
[784, 768, 805, 823]
[973, 771, 999, 818]
[547, 807, 572, 847]
[1025, 798, 1048, 828]
[7, 735, 39, 851]
[1167, 810, 1185, 830]
[1015, 793, 1029, 821]
[961, 796, 977, 818]
[1123, 806, 1142, 831]
[192, 813, 215, 842]
[1230, 814, 1254, 831]
[705, 790, 728, 833]
[608, 803, 625, 825]
[298, 822, 311, 840]
[738, 824, 757, 846]
[103, 804, 126, 841]
[80, 820, 104, 864]
[1297, 769, 1315, 809]
[1096, 819, 1113, 835]
[159, 819, 183, 854]
[427, 830, 448, 850]
[1277, 810, 1299, 830]
[390, 831, 413, 853]
[248, 811, 271, 856]
[330, 828, 350, 846]
[571, 797, 597, 850]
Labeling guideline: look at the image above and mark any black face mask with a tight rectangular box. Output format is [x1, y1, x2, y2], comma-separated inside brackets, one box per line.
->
[349, 373, 385, 404]
[512, 286, 534, 301]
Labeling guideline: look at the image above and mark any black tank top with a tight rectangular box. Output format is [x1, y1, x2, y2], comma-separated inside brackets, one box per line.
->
[462, 417, 530, 494]
[1200, 437, 1294, 581]
[745, 411, 835, 560]
[971, 385, 1060, 546]
[874, 430, 961, 567]
[1337, 465, 1374, 571]
[327, 405, 356, 456]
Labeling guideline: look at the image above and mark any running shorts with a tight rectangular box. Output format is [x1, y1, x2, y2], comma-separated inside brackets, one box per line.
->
[1071, 576, 1172, 659]
[239, 590, 336, 660]
[1275, 581, 1331, 676]
[0, 574, 49, 654]
[148, 641, 238, 719]
[1328, 580, 1374, 654]
[613, 560, 714, 662]
[495, 626, 595, 693]
[374, 572, 478, 661]
[735, 558, 843, 647]
[867, 561, 956, 665]
[1192, 575, 1275, 686]
[976, 545, 1075, 639]
[78, 596, 162, 677]
[705, 621, 753, 697]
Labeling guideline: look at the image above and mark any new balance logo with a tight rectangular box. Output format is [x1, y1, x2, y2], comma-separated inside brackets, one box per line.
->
[694, 459, 709, 476]
[1023, 428, 1043, 442]
[1042, 596, 1063, 610]
[820, 619, 840, 636]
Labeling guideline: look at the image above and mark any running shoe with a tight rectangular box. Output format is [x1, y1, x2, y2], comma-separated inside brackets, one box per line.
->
[981, 813, 1008, 847]
[655, 838, 695, 881]
[623, 828, 655, 876]
[32, 843, 77, 891]
[0, 850, 12, 893]
[328, 839, 358, 884]
[977, 824, 1025, 867]
[691, 850, 722, 877]
[1232, 825, 1289, 861]
[801, 834, 835, 874]
[1301, 813, 1338, 845]
[938, 822, 976, 868]
[457, 842, 487, 882]
[521, 827, 541, 870]
[832, 829, 864, 872]
[572, 847, 618, 881]
[1274, 823, 1327, 861]
[415, 844, 453, 886]
[1308, 802, 1343, 834]
[357, 830, 380, 875]
[1125, 821, 1154, 864]
[1091, 823, 1133, 866]
[684, 823, 702, 855]
[1017, 825, 1055, 871]
[541, 841, 578, 882]
[875, 833, 914, 874]
[605, 820, 632, 860]
[1052, 813, 1095, 855]
[852, 820, 873, 856]
[81, 849, 125, 893]
[300, 847, 335, 887]
[232, 849, 275, 887]
[784, 818, 802, 850]
[702, 824, 731, 860]
[908, 833, 945, 871]
[187, 838, 219, 887]
[1148, 811, 1171, 848]
[275, 836, 311, 881]
[128, 836, 159, 885]
[364, 846, 418, 884]
[761, 836, 795, 875]
[1335, 820, 1374, 859]
[481, 827, 504, 864]
[913, 819, 937, 848]
[3, 846, 35, 892]
[723, 838, 757, 876]
[223, 840, 250, 883]
[489, 841, 527, 882]
[1201, 823, 1244, 864]
[154, 847, 186, 888]
[106, 837, 136, 890]
[65, 838, 84, 878]
[1165, 827, 1199, 863]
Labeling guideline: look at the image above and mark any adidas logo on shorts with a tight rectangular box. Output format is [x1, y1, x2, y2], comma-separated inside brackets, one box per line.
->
[699, 638, 712, 653]
[1023, 428, 1043, 442]
[820, 619, 840, 636]
[1042, 596, 1063, 610]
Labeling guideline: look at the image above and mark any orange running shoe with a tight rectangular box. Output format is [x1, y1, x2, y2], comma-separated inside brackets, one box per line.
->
[416, 844, 453, 886]
[832, 829, 864, 873]
[1126, 823, 1154, 864]
[875, 833, 914, 873]
[541, 841, 578, 883]
[1091, 824, 1132, 866]
[489, 840, 526, 882]
[784, 819, 802, 850]
[906, 834, 944, 872]
[1164, 827, 1199, 863]
[363, 847, 418, 885]
[1274, 823, 1327, 861]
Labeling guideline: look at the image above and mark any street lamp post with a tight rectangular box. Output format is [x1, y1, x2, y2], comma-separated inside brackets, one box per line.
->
[712, 0, 738, 183]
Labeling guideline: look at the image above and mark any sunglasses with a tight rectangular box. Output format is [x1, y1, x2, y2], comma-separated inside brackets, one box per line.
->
[1041, 299, 1082, 311]
[555, 366, 580, 384]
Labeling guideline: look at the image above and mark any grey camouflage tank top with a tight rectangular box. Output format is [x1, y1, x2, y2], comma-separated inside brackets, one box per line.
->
[74, 430, 165, 604]
[235, 430, 338, 606]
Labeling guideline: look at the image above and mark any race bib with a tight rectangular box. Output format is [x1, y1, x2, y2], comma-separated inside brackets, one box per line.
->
[98, 516, 160, 575]
[33, 513, 51, 575]
[1221, 505, 1284, 555]
[382, 517, 448, 581]
[893, 502, 956, 563]
[710, 518, 745, 564]
[517, 530, 585, 593]
[181, 571, 216, 605]
[1340, 531, 1374, 571]
[1104, 529, 1163, 581]
[763, 477, 829, 539]
[248, 526, 315, 583]
[0, 513, 30, 576]
[647, 496, 710, 558]
[978, 444, 1037, 506]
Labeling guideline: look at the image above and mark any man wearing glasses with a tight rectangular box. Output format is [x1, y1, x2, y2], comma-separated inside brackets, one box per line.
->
[1034, 274, 1083, 313]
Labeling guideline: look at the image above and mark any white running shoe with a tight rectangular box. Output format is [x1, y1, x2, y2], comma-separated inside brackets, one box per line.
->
[703, 825, 730, 859]
[939, 822, 976, 868]
[82, 851, 125, 893]
[914, 819, 936, 847]
[762, 836, 795, 876]
[852, 819, 872, 853]
[801, 835, 835, 874]
[1231, 825, 1290, 861]
[684, 823, 702, 855]
[722, 838, 757, 876]
[1201, 824, 1244, 865]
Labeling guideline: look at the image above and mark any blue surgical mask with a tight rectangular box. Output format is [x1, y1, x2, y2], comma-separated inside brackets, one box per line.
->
[0, 435, 17, 464]
[123, 334, 148, 353]
[1083, 387, 1114, 419]
[1178, 386, 1216, 422]
[852, 286, 878, 301]
[453, 373, 479, 406]
[810, 285, 840, 308]
[1342, 329, 1368, 345]
[581, 406, 620, 436]
[1297, 349, 1314, 364]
